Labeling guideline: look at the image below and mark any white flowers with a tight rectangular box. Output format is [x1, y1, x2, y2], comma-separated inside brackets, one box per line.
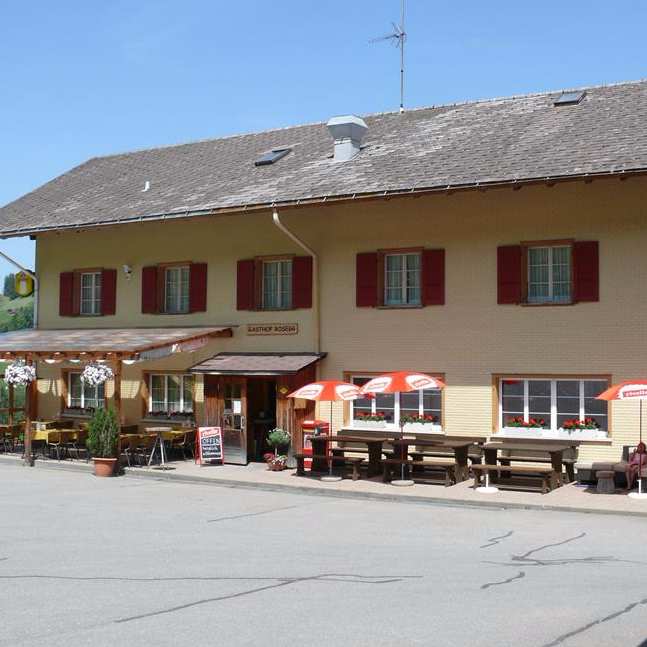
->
[81, 362, 114, 387]
[4, 360, 36, 386]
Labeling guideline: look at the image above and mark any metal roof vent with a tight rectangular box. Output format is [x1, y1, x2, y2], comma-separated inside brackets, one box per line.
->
[326, 115, 368, 162]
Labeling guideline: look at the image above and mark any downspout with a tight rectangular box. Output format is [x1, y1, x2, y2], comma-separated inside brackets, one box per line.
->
[272, 209, 320, 353]
[0, 249, 38, 328]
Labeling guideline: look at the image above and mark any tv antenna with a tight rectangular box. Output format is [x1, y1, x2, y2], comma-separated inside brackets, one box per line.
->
[370, 0, 407, 113]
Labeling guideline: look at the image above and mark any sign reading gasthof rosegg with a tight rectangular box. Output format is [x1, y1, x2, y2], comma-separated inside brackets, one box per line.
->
[197, 427, 224, 465]
[246, 323, 298, 336]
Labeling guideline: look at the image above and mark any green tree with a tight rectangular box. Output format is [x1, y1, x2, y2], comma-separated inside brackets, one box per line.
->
[3, 274, 18, 300]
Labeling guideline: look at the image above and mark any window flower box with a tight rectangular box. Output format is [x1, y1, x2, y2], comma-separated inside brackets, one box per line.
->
[403, 422, 443, 434]
[62, 406, 98, 418]
[500, 426, 547, 438]
[352, 419, 387, 430]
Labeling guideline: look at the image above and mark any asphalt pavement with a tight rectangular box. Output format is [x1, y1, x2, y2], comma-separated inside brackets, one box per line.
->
[1, 463, 646, 647]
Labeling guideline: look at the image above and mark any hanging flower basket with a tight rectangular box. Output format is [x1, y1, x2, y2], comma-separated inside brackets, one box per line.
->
[81, 362, 114, 387]
[4, 360, 36, 386]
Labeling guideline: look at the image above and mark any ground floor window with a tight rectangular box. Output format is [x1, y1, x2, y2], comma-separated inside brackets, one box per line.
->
[0, 379, 26, 423]
[499, 377, 609, 432]
[149, 374, 194, 417]
[350, 375, 442, 427]
[68, 372, 105, 411]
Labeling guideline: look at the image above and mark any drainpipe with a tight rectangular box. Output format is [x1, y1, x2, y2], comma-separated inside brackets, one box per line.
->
[272, 209, 320, 353]
[0, 249, 38, 328]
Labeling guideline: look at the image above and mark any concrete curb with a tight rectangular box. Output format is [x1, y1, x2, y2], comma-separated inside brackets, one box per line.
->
[3, 455, 647, 519]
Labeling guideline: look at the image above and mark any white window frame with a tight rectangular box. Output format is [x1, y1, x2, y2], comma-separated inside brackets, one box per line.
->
[527, 245, 572, 304]
[384, 252, 421, 306]
[262, 259, 292, 310]
[498, 377, 609, 433]
[79, 271, 102, 315]
[67, 372, 105, 410]
[164, 266, 190, 314]
[349, 375, 442, 430]
[148, 374, 194, 415]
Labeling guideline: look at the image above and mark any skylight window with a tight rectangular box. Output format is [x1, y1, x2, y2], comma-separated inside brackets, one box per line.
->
[254, 148, 291, 166]
[554, 91, 586, 106]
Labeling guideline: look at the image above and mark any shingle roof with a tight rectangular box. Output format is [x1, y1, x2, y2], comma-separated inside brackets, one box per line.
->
[2, 79, 647, 237]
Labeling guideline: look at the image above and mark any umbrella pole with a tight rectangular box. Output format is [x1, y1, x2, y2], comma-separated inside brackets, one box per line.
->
[329, 400, 333, 477]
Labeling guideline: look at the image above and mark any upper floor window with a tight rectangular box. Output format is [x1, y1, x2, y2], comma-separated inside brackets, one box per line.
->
[527, 245, 571, 304]
[80, 272, 102, 315]
[499, 377, 609, 432]
[149, 374, 194, 416]
[164, 266, 190, 314]
[384, 252, 421, 306]
[262, 260, 292, 310]
[68, 372, 105, 410]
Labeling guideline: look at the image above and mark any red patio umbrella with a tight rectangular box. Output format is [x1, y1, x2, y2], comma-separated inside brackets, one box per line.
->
[360, 371, 446, 485]
[597, 380, 647, 499]
[288, 381, 361, 481]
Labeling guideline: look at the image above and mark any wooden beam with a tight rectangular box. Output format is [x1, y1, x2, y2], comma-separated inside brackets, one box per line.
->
[24, 358, 35, 467]
[113, 359, 123, 425]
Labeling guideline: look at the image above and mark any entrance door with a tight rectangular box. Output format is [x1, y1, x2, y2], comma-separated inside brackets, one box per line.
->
[221, 377, 248, 465]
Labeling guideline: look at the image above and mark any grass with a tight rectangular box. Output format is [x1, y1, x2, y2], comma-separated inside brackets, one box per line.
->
[0, 294, 34, 329]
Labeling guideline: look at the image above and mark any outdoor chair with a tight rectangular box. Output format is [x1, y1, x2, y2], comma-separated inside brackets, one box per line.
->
[66, 429, 88, 461]
[171, 431, 195, 460]
[46, 432, 65, 460]
[133, 435, 156, 466]
[118, 436, 134, 467]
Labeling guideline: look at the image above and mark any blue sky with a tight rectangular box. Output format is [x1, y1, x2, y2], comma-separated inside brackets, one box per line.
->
[1, 0, 646, 277]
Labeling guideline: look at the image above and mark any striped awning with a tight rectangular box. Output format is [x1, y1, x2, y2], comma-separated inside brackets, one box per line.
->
[189, 352, 325, 376]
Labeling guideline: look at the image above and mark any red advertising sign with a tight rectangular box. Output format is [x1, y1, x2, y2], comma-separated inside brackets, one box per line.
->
[196, 426, 224, 465]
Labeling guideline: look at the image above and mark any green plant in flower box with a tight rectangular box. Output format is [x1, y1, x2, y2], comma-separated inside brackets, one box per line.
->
[267, 428, 291, 455]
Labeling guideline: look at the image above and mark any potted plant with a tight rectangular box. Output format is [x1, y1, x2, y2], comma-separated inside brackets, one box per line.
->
[86, 408, 120, 477]
[559, 417, 604, 439]
[267, 428, 291, 456]
[264, 452, 288, 471]
[402, 414, 440, 433]
[353, 411, 388, 429]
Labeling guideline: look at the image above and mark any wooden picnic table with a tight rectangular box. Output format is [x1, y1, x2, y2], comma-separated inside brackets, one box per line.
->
[331, 434, 391, 477]
[389, 437, 478, 482]
[483, 441, 576, 488]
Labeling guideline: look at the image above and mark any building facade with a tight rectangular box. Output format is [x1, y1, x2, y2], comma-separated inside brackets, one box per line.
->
[2, 80, 647, 463]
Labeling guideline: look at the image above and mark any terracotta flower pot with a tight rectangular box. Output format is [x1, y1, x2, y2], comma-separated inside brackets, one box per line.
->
[93, 457, 117, 477]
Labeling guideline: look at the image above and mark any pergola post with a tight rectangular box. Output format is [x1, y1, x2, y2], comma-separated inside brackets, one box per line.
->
[24, 356, 34, 467]
[113, 358, 123, 425]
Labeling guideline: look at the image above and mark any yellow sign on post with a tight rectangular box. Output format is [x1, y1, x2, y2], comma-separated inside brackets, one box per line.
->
[15, 271, 34, 297]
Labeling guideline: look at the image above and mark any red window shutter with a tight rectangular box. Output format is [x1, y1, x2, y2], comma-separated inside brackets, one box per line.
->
[59, 272, 76, 316]
[189, 263, 208, 312]
[237, 259, 256, 310]
[356, 252, 378, 307]
[101, 269, 117, 316]
[421, 249, 445, 306]
[573, 241, 599, 302]
[497, 245, 522, 304]
[141, 266, 159, 314]
[292, 256, 313, 309]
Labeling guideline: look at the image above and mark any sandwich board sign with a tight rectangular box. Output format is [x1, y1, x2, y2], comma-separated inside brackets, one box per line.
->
[197, 427, 224, 466]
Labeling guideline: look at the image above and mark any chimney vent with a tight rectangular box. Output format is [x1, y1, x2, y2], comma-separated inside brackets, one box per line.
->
[326, 115, 368, 162]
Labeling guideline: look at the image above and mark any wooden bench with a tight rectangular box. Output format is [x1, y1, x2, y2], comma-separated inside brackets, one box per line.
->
[295, 453, 365, 480]
[382, 458, 456, 486]
[498, 455, 576, 484]
[472, 463, 555, 494]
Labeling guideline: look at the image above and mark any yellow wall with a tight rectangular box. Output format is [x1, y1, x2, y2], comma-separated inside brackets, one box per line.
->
[33, 176, 647, 461]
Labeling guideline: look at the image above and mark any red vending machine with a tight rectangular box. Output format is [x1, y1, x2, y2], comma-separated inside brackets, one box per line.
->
[301, 420, 330, 469]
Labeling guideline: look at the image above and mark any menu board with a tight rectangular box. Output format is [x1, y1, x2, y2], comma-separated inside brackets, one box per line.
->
[197, 427, 224, 465]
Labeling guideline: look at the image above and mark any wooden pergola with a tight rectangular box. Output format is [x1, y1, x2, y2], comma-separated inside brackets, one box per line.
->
[0, 326, 233, 465]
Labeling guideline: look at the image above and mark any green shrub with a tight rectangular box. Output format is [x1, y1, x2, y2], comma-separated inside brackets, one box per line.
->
[86, 408, 119, 458]
[267, 428, 291, 452]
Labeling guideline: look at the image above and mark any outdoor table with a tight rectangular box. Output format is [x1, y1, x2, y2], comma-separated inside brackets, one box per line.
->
[334, 434, 390, 477]
[144, 427, 175, 470]
[386, 437, 470, 481]
[310, 434, 332, 472]
[483, 441, 575, 487]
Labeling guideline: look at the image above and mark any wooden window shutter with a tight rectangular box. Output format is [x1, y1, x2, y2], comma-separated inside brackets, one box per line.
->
[59, 272, 77, 316]
[292, 256, 313, 309]
[237, 259, 256, 310]
[356, 252, 378, 307]
[189, 263, 208, 312]
[573, 241, 599, 302]
[497, 245, 522, 304]
[141, 266, 159, 314]
[101, 269, 117, 315]
[421, 249, 445, 306]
